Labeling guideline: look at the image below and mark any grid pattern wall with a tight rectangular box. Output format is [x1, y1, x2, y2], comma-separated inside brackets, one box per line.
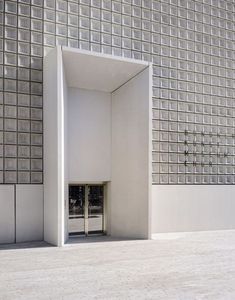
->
[1, 0, 235, 184]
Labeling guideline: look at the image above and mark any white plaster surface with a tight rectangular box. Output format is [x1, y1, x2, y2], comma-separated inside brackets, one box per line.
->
[0, 230, 235, 299]
[43, 47, 63, 246]
[0, 185, 15, 244]
[16, 185, 43, 243]
[152, 185, 235, 233]
[62, 46, 148, 92]
[111, 67, 151, 239]
[68, 88, 111, 182]
[43, 48, 62, 245]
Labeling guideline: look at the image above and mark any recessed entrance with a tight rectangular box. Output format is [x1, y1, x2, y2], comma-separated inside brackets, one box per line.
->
[44, 47, 152, 245]
[68, 185, 104, 237]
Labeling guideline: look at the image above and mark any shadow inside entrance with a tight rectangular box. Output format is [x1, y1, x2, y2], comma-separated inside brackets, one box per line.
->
[0, 241, 53, 251]
[66, 235, 141, 245]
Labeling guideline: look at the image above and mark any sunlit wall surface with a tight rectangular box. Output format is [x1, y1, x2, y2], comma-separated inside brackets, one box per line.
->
[1, 0, 235, 184]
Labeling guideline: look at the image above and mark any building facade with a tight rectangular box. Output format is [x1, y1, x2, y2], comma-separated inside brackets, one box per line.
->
[1, 0, 235, 245]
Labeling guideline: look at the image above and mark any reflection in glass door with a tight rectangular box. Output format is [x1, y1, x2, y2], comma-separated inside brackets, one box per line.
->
[68, 185, 104, 237]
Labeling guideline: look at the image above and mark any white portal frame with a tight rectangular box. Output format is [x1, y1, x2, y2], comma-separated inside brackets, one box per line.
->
[43, 46, 152, 246]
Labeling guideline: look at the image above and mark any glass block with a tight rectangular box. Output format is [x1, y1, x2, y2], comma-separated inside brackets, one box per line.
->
[44, 0, 55, 9]
[31, 146, 42, 158]
[31, 121, 42, 133]
[31, 95, 42, 107]
[31, 44, 43, 57]
[31, 32, 43, 44]
[4, 79, 16, 92]
[91, 31, 101, 43]
[68, 3, 78, 15]
[5, 158, 17, 170]
[56, 36, 68, 46]
[4, 132, 17, 144]
[44, 22, 55, 34]
[31, 19, 43, 31]
[56, 0, 67, 12]
[31, 83, 42, 95]
[44, 9, 55, 22]
[4, 106, 17, 118]
[4, 66, 17, 79]
[5, 1, 17, 14]
[68, 39, 79, 48]
[56, 12, 67, 24]
[18, 16, 30, 29]
[4, 93, 16, 105]
[18, 133, 30, 145]
[18, 81, 30, 94]
[18, 68, 30, 81]
[31, 171, 42, 183]
[32, 0, 43, 6]
[18, 120, 30, 132]
[5, 40, 17, 53]
[5, 53, 17, 65]
[31, 6, 43, 19]
[102, 0, 111, 10]
[5, 14, 17, 27]
[56, 24, 67, 36]
[18, 171, 30, 183]
[68, 15, 78, 27]
[18, 158, 30, 170]
[5, 171, 17, 183]
[18, 94, 30, 106]
[44, 34, 56, 47]
[18, 29, 30, 42]
[31, 159, 42, 171]
[18, 42, 30, 55]
[31, 133, 42, 145]
[19, 4, 30, 16]
[4, 119, 17, 131]
[18, 145, 30, 158]
[4, 145, 17, 157]
[31, 57, 43, 69]
[18, 55, 30, 68]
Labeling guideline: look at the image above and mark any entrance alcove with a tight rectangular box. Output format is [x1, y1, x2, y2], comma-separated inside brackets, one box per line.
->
[43, 46, 152, 246]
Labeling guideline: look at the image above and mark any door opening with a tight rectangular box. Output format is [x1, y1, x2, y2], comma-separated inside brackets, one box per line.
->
[68, 184, 105, 237]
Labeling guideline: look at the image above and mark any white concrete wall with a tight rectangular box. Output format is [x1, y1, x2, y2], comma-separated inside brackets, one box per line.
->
[63, 59, 69, 244]
[16, 185, 43, 243]
[43, 47, 64, 246]
[68, 88, 111, 182]
[111, 67, 152, 239]
[0, 185, 15, 244]
[152, 185, 235, 233]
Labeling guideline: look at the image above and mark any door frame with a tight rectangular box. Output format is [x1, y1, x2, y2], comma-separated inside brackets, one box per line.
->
[68, 183, 106, 236]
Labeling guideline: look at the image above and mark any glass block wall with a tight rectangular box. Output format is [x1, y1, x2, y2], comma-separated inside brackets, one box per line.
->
[1, 0, 235, 185]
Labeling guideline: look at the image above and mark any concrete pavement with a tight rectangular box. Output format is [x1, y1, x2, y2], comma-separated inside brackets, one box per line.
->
[0, 230, 235, 299]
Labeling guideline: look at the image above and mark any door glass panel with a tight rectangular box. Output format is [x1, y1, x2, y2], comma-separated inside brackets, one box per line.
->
[88, 186, 104, 234]
[68, 185, 85, 236]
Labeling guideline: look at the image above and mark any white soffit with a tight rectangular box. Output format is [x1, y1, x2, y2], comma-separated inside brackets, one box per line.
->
[62, 46, 149, 92]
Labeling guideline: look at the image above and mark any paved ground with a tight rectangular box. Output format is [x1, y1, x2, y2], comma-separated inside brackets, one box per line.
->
[0, 230, 235, 300]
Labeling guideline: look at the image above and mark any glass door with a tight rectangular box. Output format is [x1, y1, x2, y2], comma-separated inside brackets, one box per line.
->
[68, 185, 85, 236]
[88, 185, 104, 234]
[68, 184, 104, 237]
